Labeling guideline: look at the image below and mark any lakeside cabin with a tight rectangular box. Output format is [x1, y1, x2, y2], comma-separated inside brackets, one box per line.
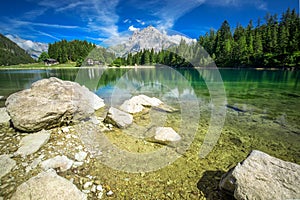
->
[44, 58, 59, 66]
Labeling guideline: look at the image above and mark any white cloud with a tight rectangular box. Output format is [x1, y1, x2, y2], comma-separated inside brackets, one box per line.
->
[136, 19, 145, 25]
[206, 0, 268, 10]
[128, 25, 140, 32]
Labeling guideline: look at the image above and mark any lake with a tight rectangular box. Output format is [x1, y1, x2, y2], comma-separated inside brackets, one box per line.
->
[0, 67, 299, 199]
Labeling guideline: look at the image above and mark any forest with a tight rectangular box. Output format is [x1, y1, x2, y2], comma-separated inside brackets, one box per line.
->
[0, 34, 35, 66]
[112, 8, 300, 68]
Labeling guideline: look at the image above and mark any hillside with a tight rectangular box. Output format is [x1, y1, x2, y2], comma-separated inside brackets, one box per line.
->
[6, 34, 48, 60]
[0, 34, 35, 66]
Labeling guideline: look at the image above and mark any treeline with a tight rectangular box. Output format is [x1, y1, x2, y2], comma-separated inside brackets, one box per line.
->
[48, 39, 95, 64]
[47, 39, 115, 66]
[0, 34, 34, 66]
[113, 8, 300, 68]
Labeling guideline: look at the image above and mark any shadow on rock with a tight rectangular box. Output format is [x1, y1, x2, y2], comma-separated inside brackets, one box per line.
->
[197, 170, 235, 200]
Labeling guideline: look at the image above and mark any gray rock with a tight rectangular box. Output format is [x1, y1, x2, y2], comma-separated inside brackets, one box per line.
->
[120, 95, 162, 114]
[104, 107, 133, 128]
[0, 107, 10, 125]
[0, 155, 16, 178]
[11, 169, 87, 200]
[5, 77, 105, 132]
[15, 130, 50, 157]
[219, 150, 300, 200]
[41, 155, 74, 172]
[154, 127, 181, 142]
[153, 104, 179, 113]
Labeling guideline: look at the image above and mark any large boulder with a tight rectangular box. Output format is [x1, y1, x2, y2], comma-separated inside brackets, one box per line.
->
[0, 155, 16, 178]
[5, 77, 105, 132]
[104, 107, 133, 128]
[11, 169, 87, 200]
[219, 150, 300, 200]
[15, 129, 50, 157]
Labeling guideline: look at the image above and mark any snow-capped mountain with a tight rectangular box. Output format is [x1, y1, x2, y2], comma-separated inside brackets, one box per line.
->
[109, 26, 196, 57]
[5, 35, 48, 60]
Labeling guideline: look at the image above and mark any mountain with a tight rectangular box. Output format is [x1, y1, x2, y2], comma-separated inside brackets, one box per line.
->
[5, 34, 48, 60]
[109, 26, 196, 57]
[0, 34, 35, 66]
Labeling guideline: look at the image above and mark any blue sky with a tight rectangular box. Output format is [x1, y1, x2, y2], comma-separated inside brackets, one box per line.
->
[0, 0, 298, 46]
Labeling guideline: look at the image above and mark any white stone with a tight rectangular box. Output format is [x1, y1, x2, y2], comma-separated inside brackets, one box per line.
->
[220, 150, 300, 200]
[11, 170, 87, 200]
[0, 155, 16, 178]
[154, 127, 181, 142]
[0, 107, 10, 125]
[73, 162, 84, 167]
[104, 107, 133, 128]
[15, 130, 50, 157]
[106, 190, 113, 196]
[75, 151, 87, 162]
[40, 155, 74, 172]
[91, 185, 96, 193]
[83, 181, 93, 189]
[96, 185, 103, 191]
[61, 127, 69, 133]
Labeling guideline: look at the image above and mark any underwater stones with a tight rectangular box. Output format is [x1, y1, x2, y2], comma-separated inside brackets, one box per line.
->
[120, 95, 163, 114]
[41, 155, 74, 172]
[11, 169, 87, 200]
[104, 107, 133, 128]
[0, 107, 10, 126]
[15, 129, 50, 157]
[154, 127, 181, 142]
[219, 150, 300, 200]
[0, 154, 16, 178]
[5, 77, 105, 132]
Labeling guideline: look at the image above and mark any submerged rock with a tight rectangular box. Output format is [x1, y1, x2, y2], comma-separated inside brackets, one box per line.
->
[0, 155, 16, 178]
[104, 107, 133, 128]
[120, 95, 162, 114]
[5, 77, 105, 132]
[11, 169, 87, 200]
[41, 155, 74, 172]
[15, 129, 50, 157]
[0, 107, 10, 126]
[219, 150, 300, 200]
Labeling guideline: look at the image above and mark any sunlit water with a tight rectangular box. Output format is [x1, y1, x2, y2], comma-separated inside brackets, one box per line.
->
[0, 67, 299, 199]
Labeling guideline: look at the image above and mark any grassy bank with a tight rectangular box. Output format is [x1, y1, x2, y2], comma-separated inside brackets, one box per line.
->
[0, 62, 77, 69]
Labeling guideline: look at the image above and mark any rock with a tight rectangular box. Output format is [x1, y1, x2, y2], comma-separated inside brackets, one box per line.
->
[5, 77, 105, 132]
[11, 169, 87, 200]
[75, 151, 87, 162]
[0, 107, 10, 125]
[15, 130, 50, 157]
[73, 161, 84, 167]
[0, 155, 16, 178]
[106, 190, 113, 196]
[41, 155, 74, 172]
[154, 127, 181, 142]
[104, 107, 133, 128]
[219, 150, 300, 200]
[83, 181, 93, 189]
[153, 104, 179, 113]
[26, 155, 44, 173]
[62, 127, 69, 133]
[120, 95, 162, 114]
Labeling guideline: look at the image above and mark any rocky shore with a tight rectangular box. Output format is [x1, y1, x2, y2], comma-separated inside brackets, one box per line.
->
[0, 77, 299, 199]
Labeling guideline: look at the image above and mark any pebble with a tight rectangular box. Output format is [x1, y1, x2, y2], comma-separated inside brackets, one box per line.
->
[106, 190, 113, 196]
[73, 161, 84, 167]
[83, 181, 93, 189]
[97, 191, 103, 199]
[91, 184, 97, 193]
[62, 127, 69, 133]
[96, 185, 103, 191]
[75, 151, 87, 162]
[65, 134, 72, 139]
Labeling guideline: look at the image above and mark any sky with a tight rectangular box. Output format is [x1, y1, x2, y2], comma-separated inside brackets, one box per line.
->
[0, 0, 298, 46]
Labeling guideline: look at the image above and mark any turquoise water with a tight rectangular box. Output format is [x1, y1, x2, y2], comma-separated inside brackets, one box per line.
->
[0, 67, 299, 199]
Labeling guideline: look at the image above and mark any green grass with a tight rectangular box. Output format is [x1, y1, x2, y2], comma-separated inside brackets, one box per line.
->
[0, 62, 77, 69]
